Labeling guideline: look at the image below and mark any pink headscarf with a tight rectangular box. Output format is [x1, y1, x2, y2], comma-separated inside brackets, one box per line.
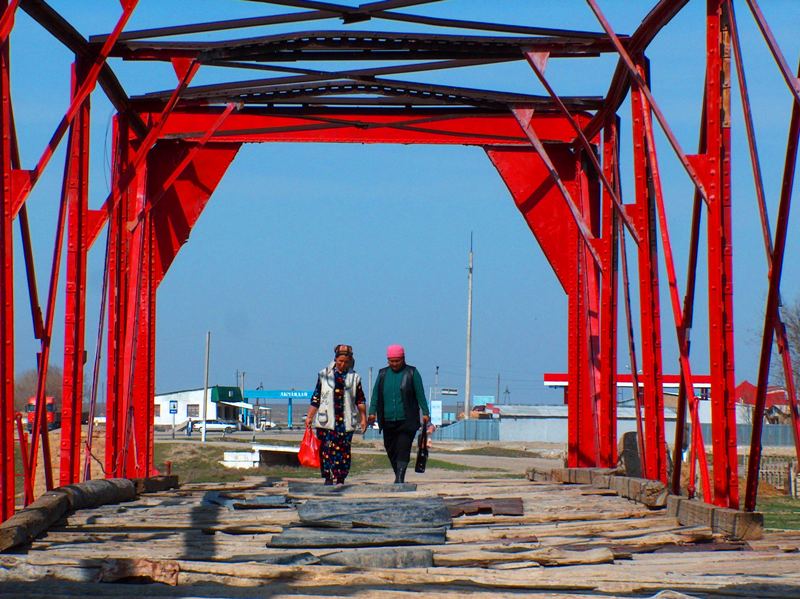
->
[386, 344, 405, 358]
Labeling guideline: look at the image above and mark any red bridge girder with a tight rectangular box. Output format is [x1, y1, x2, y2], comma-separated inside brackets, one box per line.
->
[1, 0, 798, 521]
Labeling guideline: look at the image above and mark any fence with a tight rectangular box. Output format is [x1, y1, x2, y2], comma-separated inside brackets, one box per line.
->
[699, 423, 798, 447]
[363, 419, 499, 442]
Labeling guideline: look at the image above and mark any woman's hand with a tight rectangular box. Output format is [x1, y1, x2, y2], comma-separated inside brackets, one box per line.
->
[306, 407, 317, 428]
[360, 415, 368, 434]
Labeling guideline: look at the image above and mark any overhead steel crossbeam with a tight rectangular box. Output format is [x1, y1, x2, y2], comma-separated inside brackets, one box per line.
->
[112, 29, 618, 111]
[87, 1, 625, 114]
[100, 30, 622, 62]
[133, 76, 603, 111]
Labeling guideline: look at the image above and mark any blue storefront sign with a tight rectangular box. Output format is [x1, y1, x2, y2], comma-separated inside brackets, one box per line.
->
[243, 390, 313, 428]
[244, 389, 313, 401]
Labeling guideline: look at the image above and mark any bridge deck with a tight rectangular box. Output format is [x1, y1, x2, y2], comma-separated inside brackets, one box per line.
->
[2, 471, 800, 597]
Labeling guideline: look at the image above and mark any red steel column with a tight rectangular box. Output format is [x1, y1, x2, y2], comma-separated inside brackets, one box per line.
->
[578, 148, 602, 467]
[60, 61, 91, 486]
[630, 66, 667, 483]
[130, 207, 156, 478]
[705, 0, 738, 508]
[598, 122, 620, 466]
[117, 154, 147, 477]
[105, 115, 131, 477]
[0, 0, 14, 520]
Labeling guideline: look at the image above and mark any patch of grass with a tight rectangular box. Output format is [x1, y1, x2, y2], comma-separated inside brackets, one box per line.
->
[758, 496, 800, 530]
[155, 441, 484, 484]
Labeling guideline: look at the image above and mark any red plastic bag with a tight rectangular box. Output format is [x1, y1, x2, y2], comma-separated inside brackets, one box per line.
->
[298, 427, 321, 468]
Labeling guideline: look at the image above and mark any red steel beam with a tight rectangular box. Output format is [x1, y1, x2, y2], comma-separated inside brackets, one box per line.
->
[0, 0, 18, 43]
[138, 108, 589, 146]
[580, 152, 603, 468]
[630, 70, 667, 484]
[705, 0, 738, 509]
[60, 60, 91, 487]
[105, 115, 131, 478]
[0, 0, 14, 520]
[598, 121, 619, 466]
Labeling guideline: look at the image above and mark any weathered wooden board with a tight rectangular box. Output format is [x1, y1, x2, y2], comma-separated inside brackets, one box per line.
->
[297, 497, 452, 529]
[268, 526, 447, 548]
[288, 481, 417, 495]
[444, 497, 524, 517]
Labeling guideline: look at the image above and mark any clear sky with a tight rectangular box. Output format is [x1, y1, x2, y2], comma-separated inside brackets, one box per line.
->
[9, 1, 800, 407]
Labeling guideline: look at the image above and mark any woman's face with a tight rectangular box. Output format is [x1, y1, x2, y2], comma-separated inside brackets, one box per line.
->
[334, 354, 350, 371]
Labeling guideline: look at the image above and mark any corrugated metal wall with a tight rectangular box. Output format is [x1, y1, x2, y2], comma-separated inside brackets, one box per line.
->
[363, 419, 499, 442]
[700, 423, 799, 447]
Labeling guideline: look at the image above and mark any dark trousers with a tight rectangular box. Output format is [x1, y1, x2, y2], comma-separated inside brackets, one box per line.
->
[382, 420, 416, 471]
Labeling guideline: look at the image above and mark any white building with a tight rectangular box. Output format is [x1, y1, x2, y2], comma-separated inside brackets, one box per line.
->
[154, 386, 250, 428]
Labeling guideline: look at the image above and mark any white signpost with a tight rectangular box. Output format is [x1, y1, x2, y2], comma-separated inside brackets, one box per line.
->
[169, 400, 178, 438]
[431, 400, 443, 426]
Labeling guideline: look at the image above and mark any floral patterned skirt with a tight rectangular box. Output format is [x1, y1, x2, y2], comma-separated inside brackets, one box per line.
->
[316, 428, 354, 483]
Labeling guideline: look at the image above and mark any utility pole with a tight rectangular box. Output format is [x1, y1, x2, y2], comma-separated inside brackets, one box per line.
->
[202, 331, 211, 443]
[464, 233, 473, 420]
[368, 367, 373, 404]
[496, 373, 500, 404]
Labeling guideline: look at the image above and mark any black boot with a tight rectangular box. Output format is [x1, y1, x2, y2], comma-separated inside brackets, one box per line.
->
[395, 461, 408, 484]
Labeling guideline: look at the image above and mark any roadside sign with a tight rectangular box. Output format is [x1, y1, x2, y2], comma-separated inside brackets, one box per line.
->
[169, 400, 178, 414]
[431, 400, 442, 426]
[440, 388, 458, 396]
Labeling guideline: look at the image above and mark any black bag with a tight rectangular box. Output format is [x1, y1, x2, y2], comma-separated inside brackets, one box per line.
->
[414, 426, 429, 473]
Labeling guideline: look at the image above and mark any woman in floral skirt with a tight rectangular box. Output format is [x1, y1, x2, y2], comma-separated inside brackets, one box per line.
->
[305, 344, 367, 485]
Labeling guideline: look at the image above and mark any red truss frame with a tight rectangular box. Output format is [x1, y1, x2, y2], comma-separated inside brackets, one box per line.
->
[1, 0, 798, 520]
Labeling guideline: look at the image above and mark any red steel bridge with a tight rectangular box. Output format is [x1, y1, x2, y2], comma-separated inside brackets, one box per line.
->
[1, 0, 798, 522]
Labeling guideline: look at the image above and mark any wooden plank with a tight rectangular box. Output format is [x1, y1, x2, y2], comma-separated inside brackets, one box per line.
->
[298, 497, 452, 529]
[433, 546, 615, 567]
[131, 476, 179, 494]
[268, 526, 447, 548]
[667, 495, 764, 540]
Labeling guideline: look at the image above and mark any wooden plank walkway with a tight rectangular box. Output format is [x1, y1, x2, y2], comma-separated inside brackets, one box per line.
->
[2, 472, 800, 598]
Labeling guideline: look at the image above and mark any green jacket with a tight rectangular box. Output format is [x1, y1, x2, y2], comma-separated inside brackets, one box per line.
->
[369, 365, 429, 427]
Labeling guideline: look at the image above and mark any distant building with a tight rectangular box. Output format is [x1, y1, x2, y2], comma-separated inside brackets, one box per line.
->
[469, 397, 753, 443]
[735, 380, 791, 423]
[154, 386, 249, 428]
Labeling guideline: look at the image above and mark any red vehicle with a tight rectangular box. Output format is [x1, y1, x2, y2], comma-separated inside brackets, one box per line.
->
[26, 396, 60, 432]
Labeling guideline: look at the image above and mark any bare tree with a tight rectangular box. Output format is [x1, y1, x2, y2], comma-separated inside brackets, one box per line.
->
[772, 297, 800, 392]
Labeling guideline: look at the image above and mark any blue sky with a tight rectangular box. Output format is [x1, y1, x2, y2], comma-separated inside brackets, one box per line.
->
[10, 1, 800, 406]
